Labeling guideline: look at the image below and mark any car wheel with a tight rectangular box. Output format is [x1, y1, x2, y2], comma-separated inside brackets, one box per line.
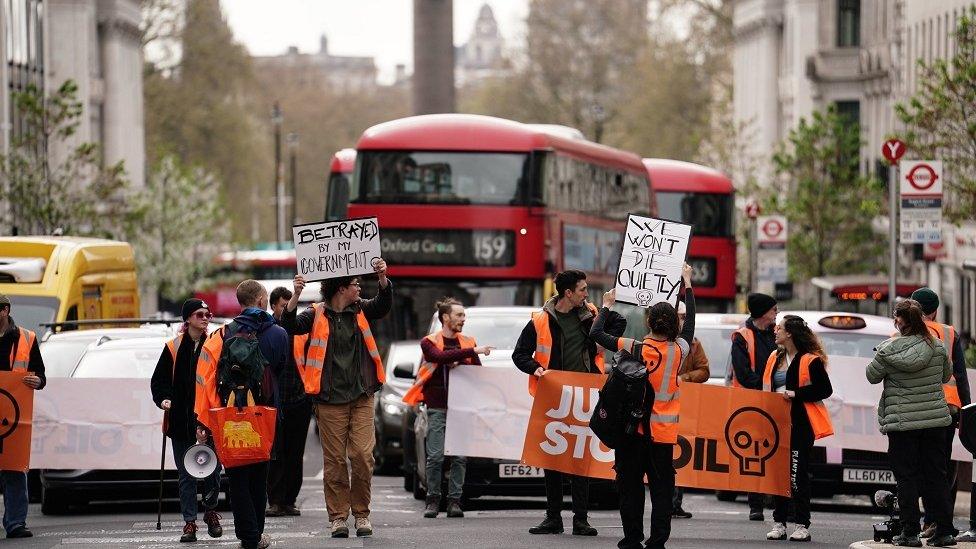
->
[403, 467, 415, 492]
[412, 469, 427, 500]
[41, 486, 70, 515]
[372, 425, 388, 475]
[715, 490, 738, 502]
[27, 471, 41, 503]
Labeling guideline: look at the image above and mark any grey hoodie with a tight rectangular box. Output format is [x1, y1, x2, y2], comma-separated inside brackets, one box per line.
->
[866, 334, 951, 433]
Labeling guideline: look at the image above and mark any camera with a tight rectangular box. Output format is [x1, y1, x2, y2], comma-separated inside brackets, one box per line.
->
[872, 490, 902, 543]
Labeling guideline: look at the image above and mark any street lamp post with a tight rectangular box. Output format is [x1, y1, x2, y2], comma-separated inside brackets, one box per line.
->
[287, 132, 299, 228]
[271, 102, 285, 246]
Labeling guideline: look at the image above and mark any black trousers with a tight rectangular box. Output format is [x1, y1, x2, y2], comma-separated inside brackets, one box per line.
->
[267, 400, 312, 507]
[543, 469, 589, 519]
[924, 419, 958, 528]
[227, 461, 270, 549]
[773, 422, 814, 527]
[748, 492, 765, 514]
[887, 427, 954, 537]
[615, 437, 674, 549]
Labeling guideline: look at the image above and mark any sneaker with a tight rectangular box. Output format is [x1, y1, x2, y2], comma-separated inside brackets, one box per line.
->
[750, 511, 765, 521]
[922, 523, 937, 539]
[766, 522, 787, 540]
[572, 517, 597, 536]
[355, 517, 373, 537]
[892, 532, 923, 547]
[672, 507, 693, 519]
[266, 504, 286, 517]
[789, 525, 811, 542]
[6, 526, 33, 539]
[330, 518, 349, 538]
[257, 534, 270, 549]
[283, 504, 301, 516]
[203, 510, 222, 538]
[180, 521, 198, 543]
[424, 495, 440, 518]
[529, 516, 564, 534]
[927, 534, 958, 547]
[446, 498, 464, 518]
[955, 530, 976, 542]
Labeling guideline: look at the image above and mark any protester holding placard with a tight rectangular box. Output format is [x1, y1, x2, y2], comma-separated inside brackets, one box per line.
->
[589, 264, 695, 549]
[727, 291, 779, 521]
[671, 300, 709, 520]
[512, 270, 626, 537]
[403, 298, 493, 519]
[150, 298, 223, 543]
[281, 260, 391, 539]
[866, 299, 955, 548]
[761, 316, 833, 543]
[0, 294, 45, 539]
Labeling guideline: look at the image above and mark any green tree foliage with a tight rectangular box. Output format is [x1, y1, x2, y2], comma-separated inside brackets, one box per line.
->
[768, 106, 884, 283]
[130, 156, 230, 301]
[0, 81, 134, 236]
[144, 0, 271, 242]
[896, 7, 976, 223]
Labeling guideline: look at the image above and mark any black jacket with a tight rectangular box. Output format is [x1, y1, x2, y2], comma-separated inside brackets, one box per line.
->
[0, 318, 46, 389]
[780, 353, 833, 432]
[280, 281, 393, 402]
[512, 299, 626, 375]
[730, 318, 778, 390]
[150, 333, 204, 440]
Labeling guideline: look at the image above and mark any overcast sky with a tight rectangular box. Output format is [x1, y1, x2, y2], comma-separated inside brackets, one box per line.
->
[222, 0, 530, 84]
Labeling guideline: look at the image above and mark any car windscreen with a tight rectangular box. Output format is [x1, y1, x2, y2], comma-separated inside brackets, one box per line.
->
[818, 332, 887, 358]
[386, 342, 422, 370]
[693, 327, 736, 378]
[72, 346, 164, 378]
[6, 295, 59, 334]
[453, 314, 530, 350]
[40, 339, 96, 378]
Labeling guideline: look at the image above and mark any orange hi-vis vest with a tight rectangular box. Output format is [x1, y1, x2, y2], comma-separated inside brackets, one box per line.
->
[618, 337, 683, 444]
[528, 302, 604, 396]
[7, 327, 35, 371]
[761, 352, 834, 440]
[298, 303, 386, 396]
[195, 326, 228, 432]
[925, 319, 961, 409]
[402, 332, 477, 405]
[727, 327, 756, 388]
[292, 333, 310, 370]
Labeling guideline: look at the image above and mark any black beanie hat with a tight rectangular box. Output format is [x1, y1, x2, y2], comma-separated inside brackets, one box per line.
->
[910, 287, 939, 315]
[747, 293, 777, 318]
[181, 298, 209, 321]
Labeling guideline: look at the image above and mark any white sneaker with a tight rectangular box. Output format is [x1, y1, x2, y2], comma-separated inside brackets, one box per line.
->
[330, 518, 349, 538]
[355, 517, 372, 537]
[766, 522, 787, 540]
[957, 529, 976, 542]
[789, 525, 811, 542]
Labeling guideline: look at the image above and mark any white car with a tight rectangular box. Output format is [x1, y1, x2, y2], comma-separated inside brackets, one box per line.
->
[39, 325, 177, 379]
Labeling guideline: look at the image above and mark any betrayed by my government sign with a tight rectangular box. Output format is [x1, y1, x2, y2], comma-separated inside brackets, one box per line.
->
[292, 217, 382, 282]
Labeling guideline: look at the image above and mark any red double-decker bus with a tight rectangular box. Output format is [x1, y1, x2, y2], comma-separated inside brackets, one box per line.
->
[643, 158, 736, 312]
[328, 114, 655, 341]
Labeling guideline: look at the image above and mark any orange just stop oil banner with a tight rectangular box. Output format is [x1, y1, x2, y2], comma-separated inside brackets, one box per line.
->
[520, 371, 791, 496]
[0, 370, 34, 472]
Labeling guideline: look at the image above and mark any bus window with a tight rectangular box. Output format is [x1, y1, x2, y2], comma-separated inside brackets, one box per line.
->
[656, 192, 734, 237]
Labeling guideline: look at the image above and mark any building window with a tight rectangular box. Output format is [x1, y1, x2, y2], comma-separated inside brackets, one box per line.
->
[837, 0, 860, 47]
[835, 100, 860, 167]
[6, 0, 45, 143]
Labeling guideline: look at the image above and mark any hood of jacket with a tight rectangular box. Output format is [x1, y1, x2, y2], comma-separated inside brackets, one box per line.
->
[542, 298, 596, 321]
[233, 308, 277, 333]
[875, 334, 946, 373]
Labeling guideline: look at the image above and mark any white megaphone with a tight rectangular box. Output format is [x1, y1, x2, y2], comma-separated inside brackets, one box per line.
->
[183, 444, 219, 479]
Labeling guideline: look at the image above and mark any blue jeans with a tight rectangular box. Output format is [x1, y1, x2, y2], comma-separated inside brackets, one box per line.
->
[1, 471, 28, 533]
[425, 408, 466, 499]
[171, 438, 221, 523]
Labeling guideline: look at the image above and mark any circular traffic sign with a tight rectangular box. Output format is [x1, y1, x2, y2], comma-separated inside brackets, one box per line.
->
[745, 201, 761, 219]
[762, 219, 784, 238]
[882, 139, 906, 164]
[906, 163, 939, 191]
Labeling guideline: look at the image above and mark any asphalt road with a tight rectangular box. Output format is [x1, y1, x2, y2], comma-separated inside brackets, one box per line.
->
[1, 425, 929, 548]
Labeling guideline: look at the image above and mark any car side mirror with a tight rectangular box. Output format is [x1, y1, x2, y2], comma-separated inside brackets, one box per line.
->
[393, 362, 415, 379]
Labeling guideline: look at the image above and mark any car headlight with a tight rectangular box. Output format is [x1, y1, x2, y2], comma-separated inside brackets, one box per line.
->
[384, 403, 404, 416]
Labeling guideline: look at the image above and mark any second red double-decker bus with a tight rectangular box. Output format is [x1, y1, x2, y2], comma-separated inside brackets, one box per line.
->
[329, 114, 655, 341]
[643, 158, 736, 312]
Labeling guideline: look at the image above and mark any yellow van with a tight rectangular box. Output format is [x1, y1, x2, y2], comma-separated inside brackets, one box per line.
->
[0, 236, 140, 333]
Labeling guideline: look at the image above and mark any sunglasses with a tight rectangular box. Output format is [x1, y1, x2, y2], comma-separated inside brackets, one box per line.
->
[191, 311, 213, 320]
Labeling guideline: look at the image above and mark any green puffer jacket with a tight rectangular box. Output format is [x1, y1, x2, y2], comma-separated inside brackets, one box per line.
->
[866, 334, 951, 433]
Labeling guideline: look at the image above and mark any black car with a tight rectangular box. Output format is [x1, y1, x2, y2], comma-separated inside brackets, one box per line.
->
[373, 340, 420, 474]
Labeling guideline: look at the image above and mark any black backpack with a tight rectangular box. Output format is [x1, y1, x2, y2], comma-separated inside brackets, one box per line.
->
[589, 343, 655, 449]
[216, 322, 269, 407]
